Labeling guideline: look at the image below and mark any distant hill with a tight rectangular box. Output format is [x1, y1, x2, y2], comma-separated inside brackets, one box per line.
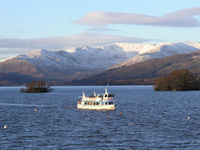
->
[68, 51, 200, 85]
[0, 42, 200, 85]
[0, 72, 40, 86]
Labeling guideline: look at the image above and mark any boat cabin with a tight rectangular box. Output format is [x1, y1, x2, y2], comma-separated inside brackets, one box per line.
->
[77, 88, 116, 110]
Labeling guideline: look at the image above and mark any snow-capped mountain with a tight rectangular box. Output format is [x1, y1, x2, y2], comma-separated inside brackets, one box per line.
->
[4, 41, 200, 71]
[111, 42, 200, 68]
[0, 44, 139, 83]
[15, 45, 136, 71]
[1, 41, 200, 85]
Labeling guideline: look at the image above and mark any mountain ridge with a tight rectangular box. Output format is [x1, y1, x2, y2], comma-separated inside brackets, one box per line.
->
[1, 41, 200, 85]
[111, 41, 200, 69]
[69, 51, 200, 85]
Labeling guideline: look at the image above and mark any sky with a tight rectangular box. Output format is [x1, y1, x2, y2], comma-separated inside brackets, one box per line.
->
[0, 0, 200, 60]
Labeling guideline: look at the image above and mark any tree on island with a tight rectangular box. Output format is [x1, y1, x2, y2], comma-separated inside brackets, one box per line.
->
[154, 69, 200, 91]
[20, 79, 53, 93]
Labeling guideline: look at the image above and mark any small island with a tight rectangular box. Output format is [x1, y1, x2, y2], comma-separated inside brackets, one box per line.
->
[154, 69, 200, 91]
[20, 79, 53, 93]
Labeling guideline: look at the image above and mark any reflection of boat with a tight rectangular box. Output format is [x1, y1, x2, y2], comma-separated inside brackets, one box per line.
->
[77, 88, 115, 110]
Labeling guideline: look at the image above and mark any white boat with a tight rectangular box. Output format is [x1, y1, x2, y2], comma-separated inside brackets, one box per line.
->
[77, 88, 115, 110]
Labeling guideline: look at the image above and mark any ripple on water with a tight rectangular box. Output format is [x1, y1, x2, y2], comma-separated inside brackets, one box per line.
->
[0, 86, 200, 149]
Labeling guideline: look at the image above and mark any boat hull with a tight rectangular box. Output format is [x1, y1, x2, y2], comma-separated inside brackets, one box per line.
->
[77, 104, 115, 110]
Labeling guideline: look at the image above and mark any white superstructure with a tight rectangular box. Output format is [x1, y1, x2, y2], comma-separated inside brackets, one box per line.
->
[77, 88, 115, 110]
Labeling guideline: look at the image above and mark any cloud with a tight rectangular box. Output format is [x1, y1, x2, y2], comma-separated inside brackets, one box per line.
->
[0, 32, 159, 54]
[89, 27, 120, 32]
[74, 7, 200, 27]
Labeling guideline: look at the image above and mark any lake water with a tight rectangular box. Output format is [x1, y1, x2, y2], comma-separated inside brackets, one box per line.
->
[0, 86, 200, 149]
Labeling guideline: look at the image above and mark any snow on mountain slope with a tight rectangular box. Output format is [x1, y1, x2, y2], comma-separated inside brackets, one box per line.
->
[111, 42, 200, 68]
[14, 44, 137, 72]
[2, 41, 200, 74]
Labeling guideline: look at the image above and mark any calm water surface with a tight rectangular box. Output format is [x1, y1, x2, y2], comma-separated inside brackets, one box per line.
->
[0, 86, 200, 149]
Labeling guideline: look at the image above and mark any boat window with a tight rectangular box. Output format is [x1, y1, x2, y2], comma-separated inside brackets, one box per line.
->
[108, 94, 114, 97]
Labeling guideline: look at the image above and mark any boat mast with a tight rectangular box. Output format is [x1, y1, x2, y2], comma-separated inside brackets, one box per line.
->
[82, 91, 85, 98]
[105, 88, 108, 94]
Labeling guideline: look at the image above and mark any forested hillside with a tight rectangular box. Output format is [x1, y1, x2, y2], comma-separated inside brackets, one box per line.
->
[68, 51, 200, 85]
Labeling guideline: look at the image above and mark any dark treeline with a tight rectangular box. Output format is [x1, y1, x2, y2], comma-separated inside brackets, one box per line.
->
[154, 69, 200, 91]
[67, 78, 156, 85]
